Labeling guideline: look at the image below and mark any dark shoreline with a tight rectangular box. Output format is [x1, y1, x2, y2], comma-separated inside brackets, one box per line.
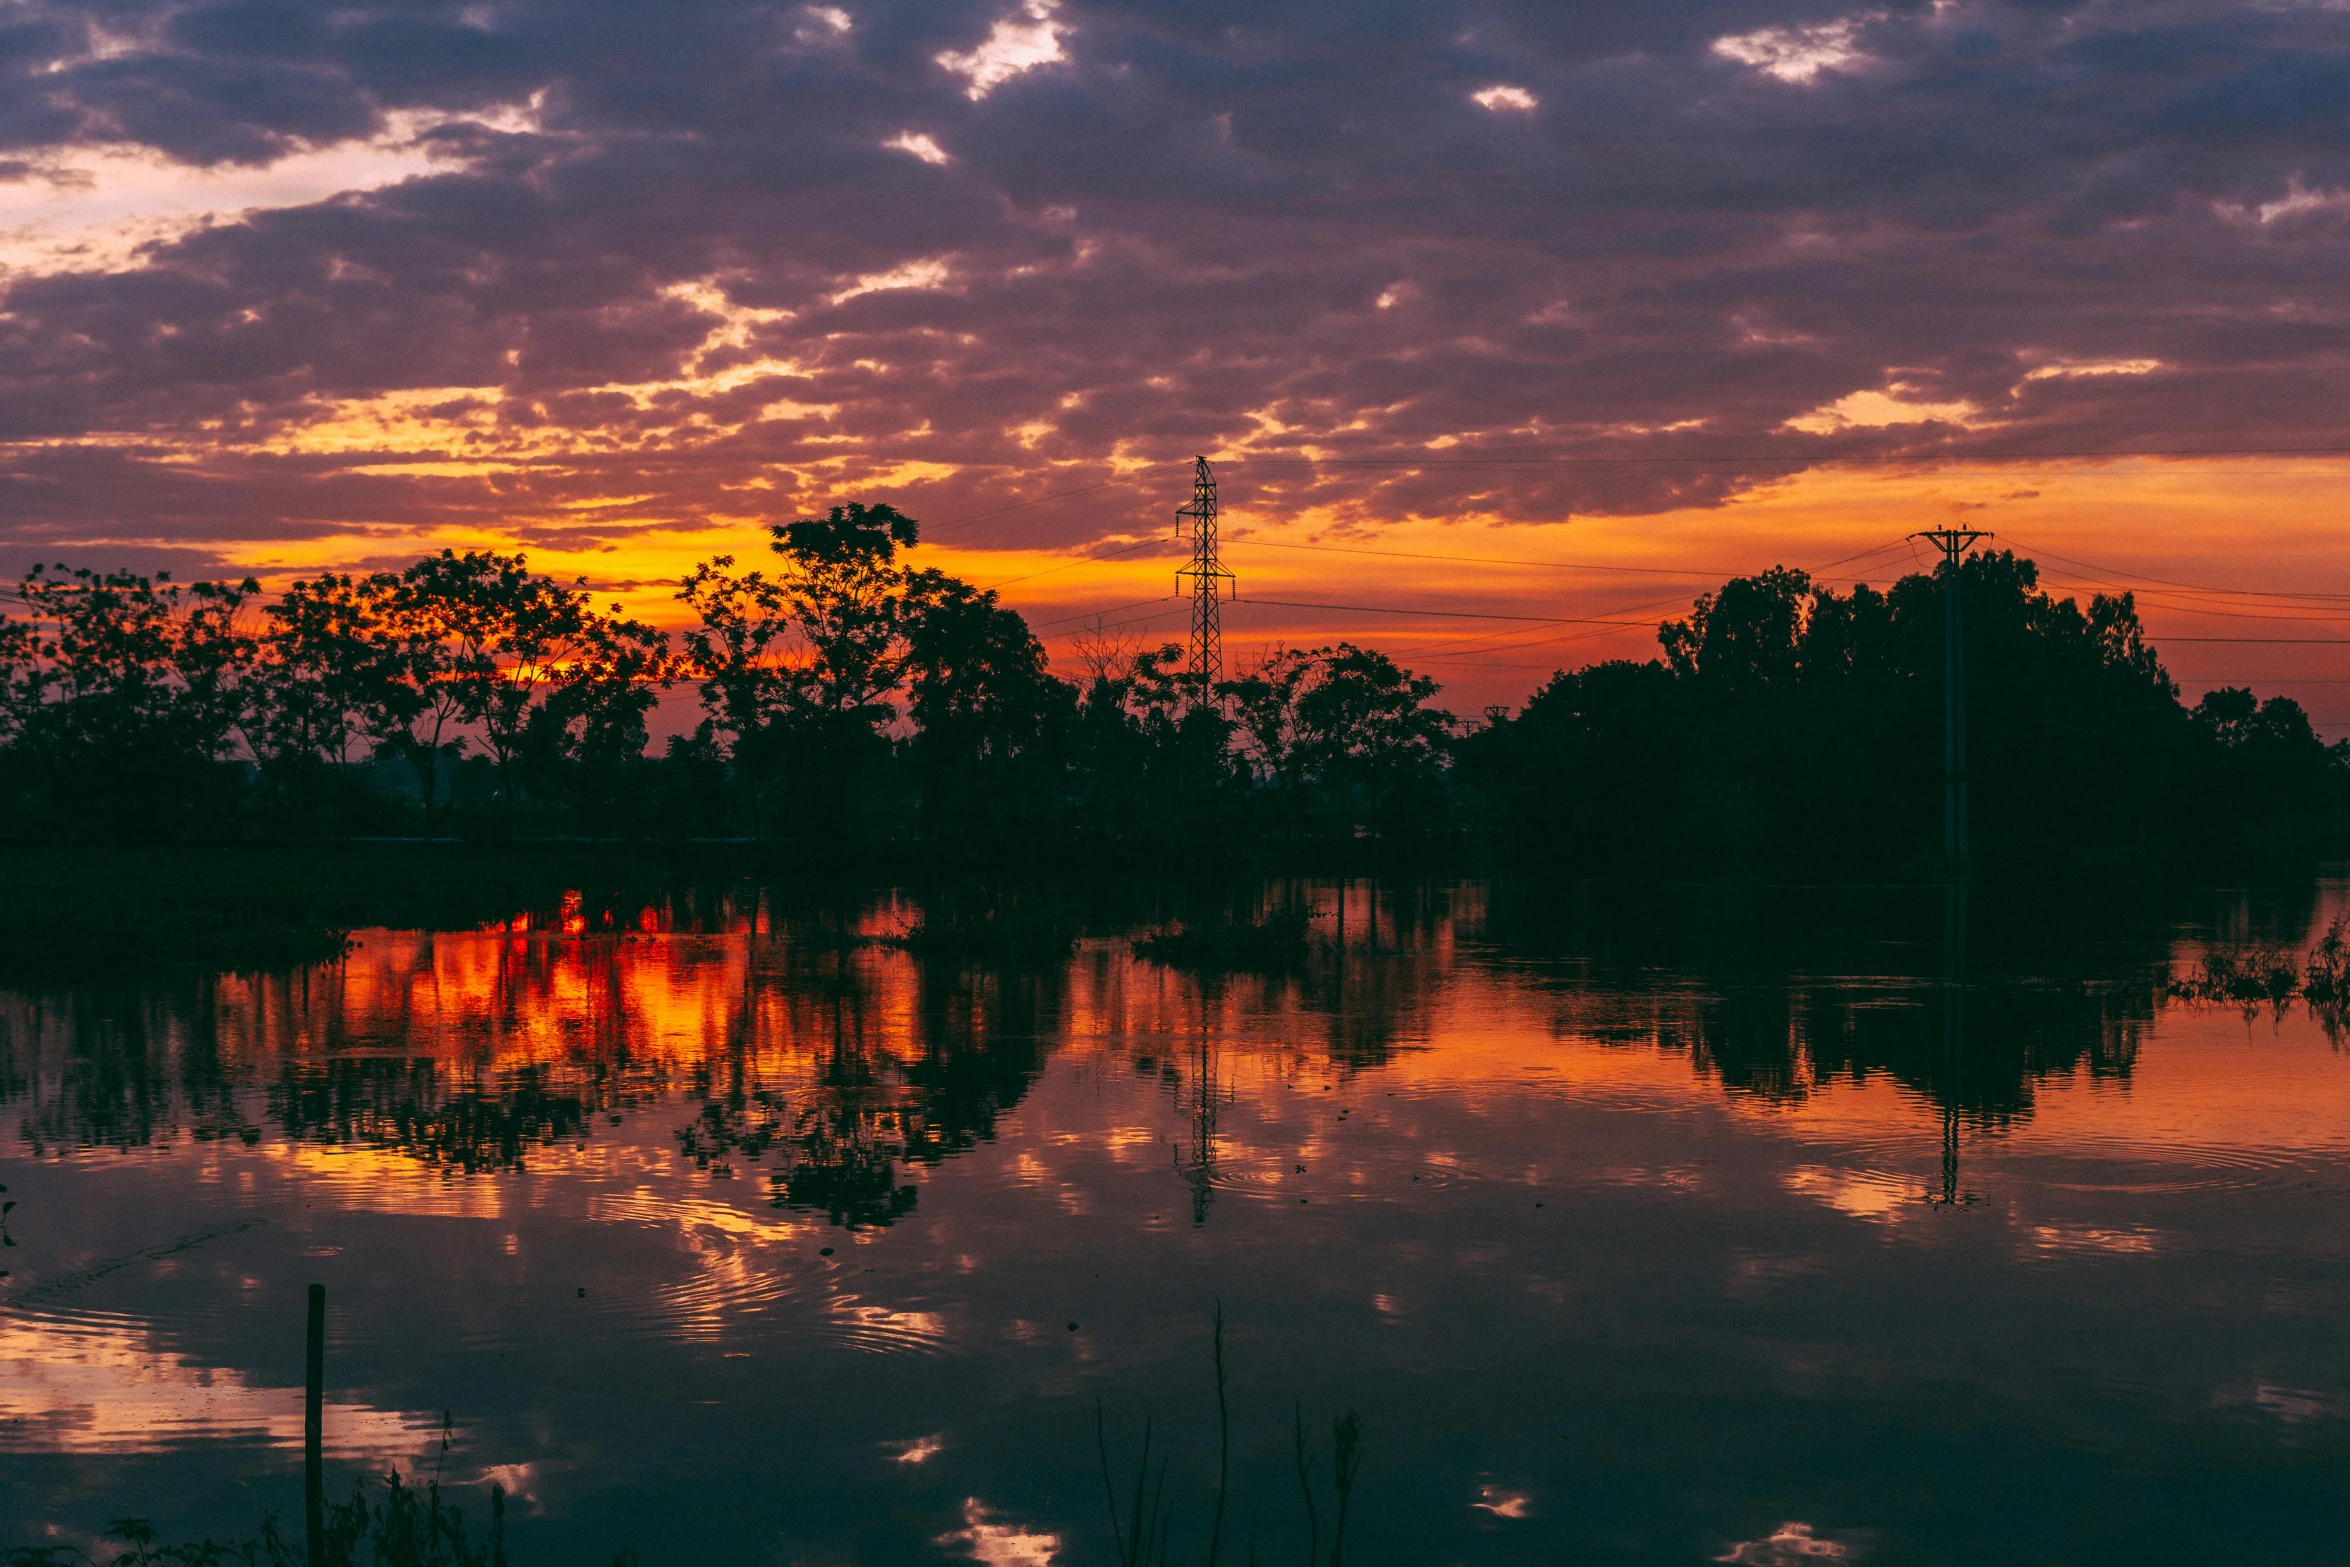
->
[1, 838, 2339, 982]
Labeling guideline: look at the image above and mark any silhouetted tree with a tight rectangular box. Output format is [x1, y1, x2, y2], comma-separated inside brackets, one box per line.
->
[4, 565, 257, 837]
[1459, 550, 2342, 872]
[405, 551, 599, 836]
[901, 570, 1077, 843]
[254, 571, 397, 831]
[524, 604, 672, 836]
[1224, 642, 1453, 836]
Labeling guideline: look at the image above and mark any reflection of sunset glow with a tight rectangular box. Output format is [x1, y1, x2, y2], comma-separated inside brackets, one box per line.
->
[5, 885, 2350, 1519]
[0, 1314, 437, 1459]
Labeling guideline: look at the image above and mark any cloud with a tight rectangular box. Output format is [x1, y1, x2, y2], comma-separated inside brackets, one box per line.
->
[1711, 19, 1871, 85]
[1472, 85, 1539, 112]
[885, 130, 951, 165]
[0, 0, 2344, 578]
[1784, 384, 1988, 434]
[936, 0, 1066, 99]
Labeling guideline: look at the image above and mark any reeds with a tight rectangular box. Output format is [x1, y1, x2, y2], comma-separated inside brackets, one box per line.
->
[1096, 1303, 1362, 1566]
[5, 1471, 508, 1567]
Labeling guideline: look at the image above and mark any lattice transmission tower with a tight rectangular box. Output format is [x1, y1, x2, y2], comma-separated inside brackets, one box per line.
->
[1174, 455, 1233, 707]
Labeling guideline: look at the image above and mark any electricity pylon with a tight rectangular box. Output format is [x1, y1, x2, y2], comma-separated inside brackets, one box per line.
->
[1175, 456, 1233, 709]
[1910, 528, 1990, 865]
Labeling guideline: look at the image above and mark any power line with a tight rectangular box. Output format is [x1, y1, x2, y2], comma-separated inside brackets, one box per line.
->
[1226, 537, 1772, 579]
[1027, 594, 1180, 631]
[979, 534, 1166, 593]
[2033, 575, 2350, 625]
[1234, 597, 1627, 625]
[1220, 444, 2350, 470]
[1999, 535, 2350, 604]
[1389, 538, 1921, 661]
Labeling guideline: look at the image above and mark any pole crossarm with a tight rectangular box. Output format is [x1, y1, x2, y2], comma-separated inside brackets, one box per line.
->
[1909, 528, 1992, 556]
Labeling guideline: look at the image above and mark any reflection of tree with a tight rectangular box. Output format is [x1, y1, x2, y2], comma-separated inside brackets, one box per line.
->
[1494, 881, 2170, 1124]
[1643, 979, 2154, 1122]
[269, 1060, 600, 1174]
[663, 942, 1059, 1229]
[2, 988, 254, 1155]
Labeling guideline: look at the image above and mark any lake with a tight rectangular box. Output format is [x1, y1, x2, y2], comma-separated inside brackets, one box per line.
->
[5, 878, 2348, 1565]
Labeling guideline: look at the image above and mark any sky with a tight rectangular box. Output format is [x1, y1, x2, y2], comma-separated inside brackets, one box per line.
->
[3, 0, 2349, 719]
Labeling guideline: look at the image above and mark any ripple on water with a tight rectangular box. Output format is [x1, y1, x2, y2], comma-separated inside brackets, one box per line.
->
[583, 1245, 956, 1360]
[1191, 1151, 1481, 1199]
[2004, 1135, 2339, 1195]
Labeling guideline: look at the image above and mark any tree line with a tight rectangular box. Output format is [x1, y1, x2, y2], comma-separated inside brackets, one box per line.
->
[0, 502, 2340, 870]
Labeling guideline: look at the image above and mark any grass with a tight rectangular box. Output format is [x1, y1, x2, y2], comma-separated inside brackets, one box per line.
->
[2, 1469, 615, 1567]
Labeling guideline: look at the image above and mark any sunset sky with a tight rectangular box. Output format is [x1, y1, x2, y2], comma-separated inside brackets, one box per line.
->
[4, 0, 2349, 719]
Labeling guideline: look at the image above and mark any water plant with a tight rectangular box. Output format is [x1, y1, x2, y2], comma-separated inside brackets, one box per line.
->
[1096, 1304, 1362, 1566]
[2303, 912, 2350, 1006]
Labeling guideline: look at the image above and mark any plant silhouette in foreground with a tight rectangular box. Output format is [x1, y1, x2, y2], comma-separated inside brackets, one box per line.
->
[1097, 1304, 1362, 1566]
[8, 1417, 641, 1567]
[6, 1471, 506, 1567]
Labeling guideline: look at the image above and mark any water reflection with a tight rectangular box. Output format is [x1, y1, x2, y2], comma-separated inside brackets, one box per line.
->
[4, 879, 2349, 1564]
[0, 880, 2279, 1224]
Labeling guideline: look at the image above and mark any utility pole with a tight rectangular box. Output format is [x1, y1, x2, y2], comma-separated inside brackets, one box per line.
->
[305, 1284, 326, 1566]
[1175, 456, 1233, 710]
[1910, 528, 1989, 865]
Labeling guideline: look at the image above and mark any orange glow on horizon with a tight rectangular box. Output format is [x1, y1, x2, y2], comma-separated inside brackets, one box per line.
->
[182, 454, 2350, 727]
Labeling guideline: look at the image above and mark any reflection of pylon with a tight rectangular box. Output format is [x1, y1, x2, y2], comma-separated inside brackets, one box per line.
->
[1175, 455, 1233, 707]
[1177, 1012, 1221, 1226]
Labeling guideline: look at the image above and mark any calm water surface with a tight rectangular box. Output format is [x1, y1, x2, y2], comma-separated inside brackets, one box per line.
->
[5, 881, 2349, 1565]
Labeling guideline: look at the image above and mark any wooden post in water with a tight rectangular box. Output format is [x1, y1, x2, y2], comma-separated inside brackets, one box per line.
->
[305, 1283, 325, 1566]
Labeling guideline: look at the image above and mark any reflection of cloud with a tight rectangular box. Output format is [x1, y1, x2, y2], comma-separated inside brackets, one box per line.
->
[0, 1313, 438, 1458]
[2026, 1223, 2159, 1257]
[1780, 1165, 1917, 1223]
[1715, 1521, 1851, 1563]
[830, 1300, 951, 1357]
[1473, 1482, 1532, 1518]
[936, 1497, 1059, 1565]
[476, 1462, 543, 1510]
[2254, 1384, 2340, 1425]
